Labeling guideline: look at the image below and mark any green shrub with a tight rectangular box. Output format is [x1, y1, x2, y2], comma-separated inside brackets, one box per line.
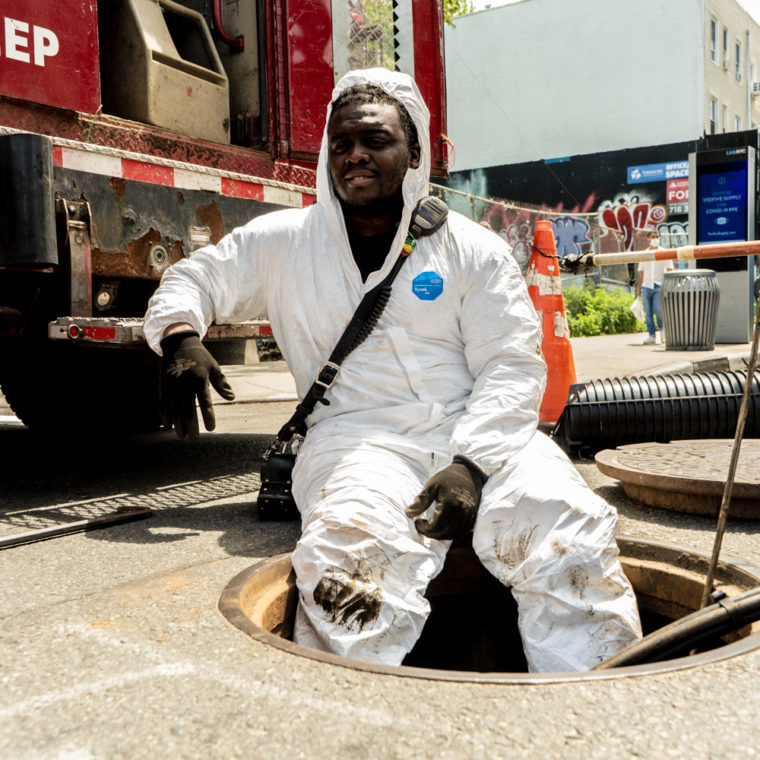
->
[563, 282, 645, 337]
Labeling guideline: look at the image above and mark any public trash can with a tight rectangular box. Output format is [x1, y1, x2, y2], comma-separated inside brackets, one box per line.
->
[660, 269, 720, 351]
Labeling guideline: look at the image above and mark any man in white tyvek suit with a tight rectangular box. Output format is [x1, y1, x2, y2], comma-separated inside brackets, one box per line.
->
[144, 68, 642, 672]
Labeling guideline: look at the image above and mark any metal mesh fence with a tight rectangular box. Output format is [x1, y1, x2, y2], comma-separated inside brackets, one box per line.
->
[347, 0, 395, 71]
[332, 0, 400, 76]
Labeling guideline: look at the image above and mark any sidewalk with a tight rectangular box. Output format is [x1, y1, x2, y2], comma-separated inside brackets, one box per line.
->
[569, 332, 751, 383]
[0, 333, 753, 416]
[214, 333, 754, 404]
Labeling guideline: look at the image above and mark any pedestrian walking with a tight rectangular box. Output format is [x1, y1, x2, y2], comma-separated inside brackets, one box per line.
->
[637, 230, 674, 344]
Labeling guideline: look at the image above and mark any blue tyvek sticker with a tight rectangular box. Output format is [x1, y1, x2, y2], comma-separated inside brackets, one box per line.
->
[412, 271, 443, 300]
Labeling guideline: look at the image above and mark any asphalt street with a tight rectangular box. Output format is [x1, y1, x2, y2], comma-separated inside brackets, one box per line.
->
[2, 333, 759, 759]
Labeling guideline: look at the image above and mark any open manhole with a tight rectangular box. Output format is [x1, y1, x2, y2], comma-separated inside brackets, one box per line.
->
[219, 536, 760, 683]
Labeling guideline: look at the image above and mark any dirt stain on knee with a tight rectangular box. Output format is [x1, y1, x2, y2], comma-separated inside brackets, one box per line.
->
[496, 526, 538, 572]
[551, 539, 569, 556]
[313, 569, 382, 631]
[569, 565, 596, 616]
[569, 565, 589, 595]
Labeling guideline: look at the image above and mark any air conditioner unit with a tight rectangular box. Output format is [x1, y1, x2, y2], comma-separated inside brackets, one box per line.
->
[724, 55, 731, 70]
[753, 81, 760, 95]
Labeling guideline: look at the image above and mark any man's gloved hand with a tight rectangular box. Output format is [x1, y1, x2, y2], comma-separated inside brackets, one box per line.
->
[405, 456, 487, 540]
[160, 330, 235, 440]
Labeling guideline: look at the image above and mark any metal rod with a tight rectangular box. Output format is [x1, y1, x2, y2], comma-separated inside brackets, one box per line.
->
[583, 239, 760, 267]
[0, 507, 152, 550]
[698, 293, 760, 610]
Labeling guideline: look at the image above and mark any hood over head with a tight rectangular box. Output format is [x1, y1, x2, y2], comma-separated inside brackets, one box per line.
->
[316, 68, 431, 254]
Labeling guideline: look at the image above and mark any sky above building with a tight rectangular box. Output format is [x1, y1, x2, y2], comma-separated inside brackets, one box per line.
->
[470, 0, 760, 24]
[739, 0, 760, 22]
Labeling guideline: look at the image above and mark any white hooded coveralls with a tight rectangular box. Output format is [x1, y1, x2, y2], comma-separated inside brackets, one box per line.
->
[144, 69, 641, 672]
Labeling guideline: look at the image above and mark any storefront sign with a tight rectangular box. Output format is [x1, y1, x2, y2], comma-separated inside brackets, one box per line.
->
[627, 161, 689, 185]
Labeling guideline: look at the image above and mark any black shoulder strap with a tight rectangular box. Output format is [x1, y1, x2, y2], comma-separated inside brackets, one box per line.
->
[275, 195, 448, 443]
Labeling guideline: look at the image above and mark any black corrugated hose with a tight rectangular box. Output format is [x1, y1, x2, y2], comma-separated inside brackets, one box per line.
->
[594, 587, 760, 669]
[551, 370, 760, 457]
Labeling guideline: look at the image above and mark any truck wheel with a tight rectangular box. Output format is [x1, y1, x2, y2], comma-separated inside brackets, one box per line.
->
[1, 343, 163, 433]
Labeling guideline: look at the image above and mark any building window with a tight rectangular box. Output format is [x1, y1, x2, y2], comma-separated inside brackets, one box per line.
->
[710, 98, 717, 134]
[723, 104, 729, 132]
[736, 115, 742, 131]
[736, 41, 742, 81]
[711, 18, 717, 61]
[723, 28, 730, 69]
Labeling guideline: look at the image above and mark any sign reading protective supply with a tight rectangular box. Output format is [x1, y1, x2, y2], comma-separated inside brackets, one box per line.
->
[696, 158, 748, 244]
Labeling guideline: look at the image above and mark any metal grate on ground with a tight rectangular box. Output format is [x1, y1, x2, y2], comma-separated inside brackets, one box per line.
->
[0, 472, 261, 539]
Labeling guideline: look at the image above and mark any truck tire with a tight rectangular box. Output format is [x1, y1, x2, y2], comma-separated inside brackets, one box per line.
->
[1, 342, 163, 433]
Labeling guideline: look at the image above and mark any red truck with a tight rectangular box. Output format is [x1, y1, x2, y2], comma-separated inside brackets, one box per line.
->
[0, 0, 446, 432]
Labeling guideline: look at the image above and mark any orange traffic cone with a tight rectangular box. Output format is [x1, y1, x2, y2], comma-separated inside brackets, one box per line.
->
[525, 220, 577, 424]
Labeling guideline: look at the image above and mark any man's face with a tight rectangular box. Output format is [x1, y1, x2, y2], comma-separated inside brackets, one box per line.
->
[328, 101, 420, 214]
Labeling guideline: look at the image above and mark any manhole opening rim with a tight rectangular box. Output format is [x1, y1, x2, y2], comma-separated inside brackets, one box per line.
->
[219, 536, 760, 684]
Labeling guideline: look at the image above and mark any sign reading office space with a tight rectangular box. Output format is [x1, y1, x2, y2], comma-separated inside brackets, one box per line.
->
[627, 161, 689, 185]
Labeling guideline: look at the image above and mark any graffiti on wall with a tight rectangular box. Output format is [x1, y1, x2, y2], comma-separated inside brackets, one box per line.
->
[548, 194, 598, 215]
[597, 193, 668, 251]
[550, 217, 591, 257]
[473, 204, 594, 270]
[480, 204, 534, 271]
[656, 220, 689, 248]
[436, 180, 695, 288]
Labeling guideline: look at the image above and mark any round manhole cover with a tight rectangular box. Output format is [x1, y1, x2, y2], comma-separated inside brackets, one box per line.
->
[219, 537, 760, 683]
[595, 439, 760, 518]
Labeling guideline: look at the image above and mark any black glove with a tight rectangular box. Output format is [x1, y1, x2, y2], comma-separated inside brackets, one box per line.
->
[405, 456, 487, 540]
[160, 330, 235, 440]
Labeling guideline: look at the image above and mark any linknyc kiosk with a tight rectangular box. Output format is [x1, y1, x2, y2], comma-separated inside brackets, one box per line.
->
[688, 145, 756, 343]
